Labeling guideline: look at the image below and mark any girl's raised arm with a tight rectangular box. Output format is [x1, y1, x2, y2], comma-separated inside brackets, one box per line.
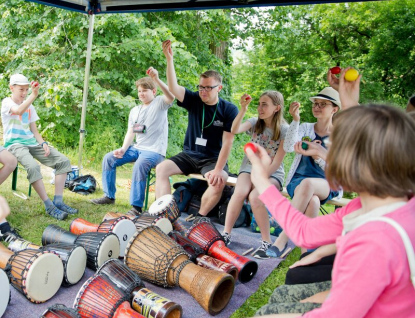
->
[231, 94, 253, 134]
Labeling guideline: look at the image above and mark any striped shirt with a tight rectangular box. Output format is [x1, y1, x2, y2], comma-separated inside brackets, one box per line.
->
[1, 97, 39, 148]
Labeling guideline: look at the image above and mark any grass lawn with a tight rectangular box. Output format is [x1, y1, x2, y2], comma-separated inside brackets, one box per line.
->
[2, 154, 332, 317]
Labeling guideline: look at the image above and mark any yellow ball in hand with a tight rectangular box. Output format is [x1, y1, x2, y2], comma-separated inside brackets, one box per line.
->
[345, 68, 359, 82]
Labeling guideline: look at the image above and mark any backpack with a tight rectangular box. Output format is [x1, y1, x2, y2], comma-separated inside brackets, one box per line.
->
[67, 175, 97, 195]
[218, 199, 251, 228]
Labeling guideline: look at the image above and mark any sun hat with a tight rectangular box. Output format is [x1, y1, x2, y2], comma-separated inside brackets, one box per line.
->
[10, 74, 30, 86]
[309, 87, 341, 109]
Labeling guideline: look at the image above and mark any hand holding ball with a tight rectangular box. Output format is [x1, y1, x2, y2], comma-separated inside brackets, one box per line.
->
[31, 81, 39, 88]
[330, 66, 341, 74]
[245, 95, 252, 101]
[344, 68, 359, 82]
[244, 142, 257, 154]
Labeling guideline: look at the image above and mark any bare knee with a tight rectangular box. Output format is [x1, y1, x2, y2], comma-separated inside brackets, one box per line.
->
[248, 191, 262, 209]
[295, 179, 315, 197]
[305, 196, 320, 218]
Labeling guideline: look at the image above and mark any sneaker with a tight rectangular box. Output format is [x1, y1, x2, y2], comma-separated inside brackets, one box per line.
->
[90, 196, 115, 205]
[253, 240, 272, 259]
[47, 205, 68, 220]
[0, 223, 22, 243]
[266, 243, 288, 258]
[222, 232, 232, 246]
[126, 207, 142, 217]
[54, 202, 78, 214]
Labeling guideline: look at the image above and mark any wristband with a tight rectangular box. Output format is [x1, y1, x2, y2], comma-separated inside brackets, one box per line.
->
[40, 141, 48, 147]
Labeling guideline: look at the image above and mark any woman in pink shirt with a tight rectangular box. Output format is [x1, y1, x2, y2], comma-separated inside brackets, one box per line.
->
[247, 70, 415, 318]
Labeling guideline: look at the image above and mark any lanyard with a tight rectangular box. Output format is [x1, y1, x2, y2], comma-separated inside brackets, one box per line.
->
[201, 102, 218, 137]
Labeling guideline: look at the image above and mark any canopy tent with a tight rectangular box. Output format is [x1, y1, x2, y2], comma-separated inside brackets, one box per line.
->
[24, 0, 376, 172]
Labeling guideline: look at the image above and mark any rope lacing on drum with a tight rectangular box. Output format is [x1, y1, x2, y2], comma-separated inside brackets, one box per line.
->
[171, 259, 192, 287]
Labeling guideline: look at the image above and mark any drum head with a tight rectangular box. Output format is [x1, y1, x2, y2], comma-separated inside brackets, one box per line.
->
[25, 253, 64, 302]
[153, 217, 173, 235]
[0, 268, 9, 317]
[65, 246, 87, 285]
[148, 194, 174, 215]
[97, 234, 120, 268]
[110, 219, 137, 257]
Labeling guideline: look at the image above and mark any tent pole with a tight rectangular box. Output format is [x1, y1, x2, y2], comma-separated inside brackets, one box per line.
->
[77, 13, 95, 175]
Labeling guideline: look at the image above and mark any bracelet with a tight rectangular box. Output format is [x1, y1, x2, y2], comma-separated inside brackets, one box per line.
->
[40, 141, 48, 146]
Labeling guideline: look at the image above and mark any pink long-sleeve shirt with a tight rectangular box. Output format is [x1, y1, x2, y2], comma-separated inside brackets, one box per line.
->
[259, 185, 415, 318]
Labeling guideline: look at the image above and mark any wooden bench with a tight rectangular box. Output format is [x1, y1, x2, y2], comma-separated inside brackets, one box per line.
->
[188, 173, 351, 208]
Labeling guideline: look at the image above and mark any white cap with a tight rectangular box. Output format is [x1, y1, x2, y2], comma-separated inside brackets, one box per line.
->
[10, 74, 30, 86]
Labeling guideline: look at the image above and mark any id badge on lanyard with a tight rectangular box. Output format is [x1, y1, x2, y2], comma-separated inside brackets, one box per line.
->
[195, 103, 218, 147]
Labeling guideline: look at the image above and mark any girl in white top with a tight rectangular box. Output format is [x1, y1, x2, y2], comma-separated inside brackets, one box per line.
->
[223, 91, 288, 259]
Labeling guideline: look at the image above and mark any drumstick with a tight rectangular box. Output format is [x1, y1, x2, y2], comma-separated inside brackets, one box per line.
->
[251, 247, 260, 257]
[185, 215, 195, 222]
[280, 247, 292, 258]
[242, 247, 254, 256]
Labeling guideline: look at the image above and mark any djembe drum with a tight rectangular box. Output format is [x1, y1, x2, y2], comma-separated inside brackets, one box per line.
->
[7, 237, 87, 287]
[70, 216, 136, 257]
[0, 268, 10, 317]
[133, 213, 172, 234]
[0, 242, 63, 303]
[97, 259, 182, 318]
[42, 225, 120, 270]
[124, 226, 234, 315]
[103, 212, 132, 221]
[169, 231, 238, 281]
[186, 217, 258, 283]
[74, 273, 144, 318]
[40, 304, 80, 317]
[148, 195, 180, 223]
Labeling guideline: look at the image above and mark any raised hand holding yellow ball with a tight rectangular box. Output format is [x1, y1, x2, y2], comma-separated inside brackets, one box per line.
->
[345, 68, 359, 81]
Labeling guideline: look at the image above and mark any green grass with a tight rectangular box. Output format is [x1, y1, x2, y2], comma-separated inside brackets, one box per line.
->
[2, 153, 337, 317]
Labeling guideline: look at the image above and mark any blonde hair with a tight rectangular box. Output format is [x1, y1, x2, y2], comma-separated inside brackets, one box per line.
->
[254, 90, 286, 140]
[326, 105, 415, 197]
[135, 77, 156, 90]
[200, 70, 222, 84]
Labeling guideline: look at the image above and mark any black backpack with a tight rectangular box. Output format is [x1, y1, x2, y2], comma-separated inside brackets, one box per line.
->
[67, 174, 97, 195]
[218, 199, 251, 228]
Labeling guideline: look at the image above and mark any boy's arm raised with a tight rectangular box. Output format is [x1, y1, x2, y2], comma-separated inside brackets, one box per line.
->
[146, 67, 175, 105]
[162, 40, 185, 103]
[10, 82, 39, 115]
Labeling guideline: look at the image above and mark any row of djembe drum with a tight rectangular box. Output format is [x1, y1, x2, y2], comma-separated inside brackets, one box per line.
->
[0, 194, 258, 317]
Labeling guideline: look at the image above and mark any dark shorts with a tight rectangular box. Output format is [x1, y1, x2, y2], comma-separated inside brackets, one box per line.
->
[239, 171, 283, 191]
[169, 152, 229, 177]
[287, 177, 339, 204]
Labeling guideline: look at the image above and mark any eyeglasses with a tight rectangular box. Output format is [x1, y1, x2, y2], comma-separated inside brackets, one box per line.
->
[197, 85, 219, 92]
[312, 102, 333, 109]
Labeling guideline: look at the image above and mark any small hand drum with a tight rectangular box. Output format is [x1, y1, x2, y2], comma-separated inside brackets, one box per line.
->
[148, 195, 180, 223]
[169, 231, 238, 280]
[186, 217, 258, 283]
[70, 216, 136, 257]
[0, 243, 64, 303]
[42, 225, 120, 271]
[40, 303, 80, 318]
[96, 258, 145, 297]
[74, 273, 144, 318]
[43, 243, 87, 286]
[132, 287, 182, 318]
[0, 268, 10, 317]
[134, 213, 173, 235]
[124, 226, 235, 315]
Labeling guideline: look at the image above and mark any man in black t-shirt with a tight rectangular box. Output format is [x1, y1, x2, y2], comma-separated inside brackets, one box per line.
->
[155, 40, 238, 217]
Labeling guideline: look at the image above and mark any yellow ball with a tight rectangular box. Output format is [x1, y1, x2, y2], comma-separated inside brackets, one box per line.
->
[345, 68, 359, 82]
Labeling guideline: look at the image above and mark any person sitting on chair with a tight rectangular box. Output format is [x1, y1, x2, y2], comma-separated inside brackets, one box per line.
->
[91, 68, 174, 216]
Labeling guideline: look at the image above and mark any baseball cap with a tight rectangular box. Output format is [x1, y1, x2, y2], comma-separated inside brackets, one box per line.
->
[10, 74, 30, 86]
[309, 87, 342, 109]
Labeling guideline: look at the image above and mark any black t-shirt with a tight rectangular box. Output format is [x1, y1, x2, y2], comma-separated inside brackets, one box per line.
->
[177, 89, 238, 160]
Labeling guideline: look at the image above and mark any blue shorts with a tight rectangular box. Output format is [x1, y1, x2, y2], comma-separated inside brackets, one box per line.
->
[287, 177, 339, 204]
